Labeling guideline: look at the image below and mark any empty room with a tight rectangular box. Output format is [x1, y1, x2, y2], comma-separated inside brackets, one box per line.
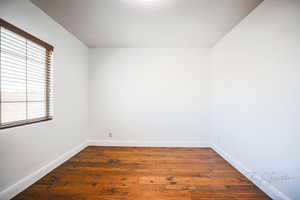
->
[0, 0, 299, 199]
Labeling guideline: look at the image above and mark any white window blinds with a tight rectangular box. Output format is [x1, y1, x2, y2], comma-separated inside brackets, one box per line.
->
[0, 19, 53, 129]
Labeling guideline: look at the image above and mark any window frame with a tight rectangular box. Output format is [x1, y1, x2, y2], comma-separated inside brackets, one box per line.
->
[0, 18, 54, 129]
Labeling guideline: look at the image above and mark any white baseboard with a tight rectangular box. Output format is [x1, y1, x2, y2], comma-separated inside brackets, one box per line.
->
[0, 141, 88, 200]
[88, 140, 210, 147]
[211, 143, 291, 200]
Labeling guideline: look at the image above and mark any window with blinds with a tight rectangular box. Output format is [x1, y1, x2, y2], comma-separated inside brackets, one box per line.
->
[0, 19, 53, 129]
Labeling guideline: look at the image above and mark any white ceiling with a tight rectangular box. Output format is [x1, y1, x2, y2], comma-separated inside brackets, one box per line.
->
[31, 0, 262, 48]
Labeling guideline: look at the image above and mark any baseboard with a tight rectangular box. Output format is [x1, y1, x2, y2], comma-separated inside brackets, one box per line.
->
[0, 141, 88, 200]
[88, 139, 210, 147]
[211, 143, 291, 200]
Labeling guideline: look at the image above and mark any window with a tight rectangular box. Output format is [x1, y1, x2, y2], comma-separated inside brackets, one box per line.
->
[0, 19, 53, 129]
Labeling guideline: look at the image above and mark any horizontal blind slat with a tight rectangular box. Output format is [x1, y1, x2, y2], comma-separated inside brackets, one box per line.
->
[1, 49, 49, 64]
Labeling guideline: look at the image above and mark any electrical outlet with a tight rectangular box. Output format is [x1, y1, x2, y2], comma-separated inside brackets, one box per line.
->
[108, 132, 112, 138]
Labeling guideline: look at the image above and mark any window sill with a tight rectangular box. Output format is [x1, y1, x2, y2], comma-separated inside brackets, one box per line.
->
[0, 117, 53, 130]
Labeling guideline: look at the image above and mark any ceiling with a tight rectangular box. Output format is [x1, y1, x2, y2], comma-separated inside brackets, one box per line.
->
[31, 0, 262, 48]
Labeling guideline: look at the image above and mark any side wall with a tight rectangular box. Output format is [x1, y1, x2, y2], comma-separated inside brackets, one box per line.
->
[89, 48, 211, 146]
[0, 0, 89, 196]
[211, 0, 300, 199]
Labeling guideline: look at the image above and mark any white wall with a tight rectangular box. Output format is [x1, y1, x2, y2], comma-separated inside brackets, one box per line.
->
[0, 0, 89, 194]
[211, 0, 300, 199]
[89, 48, 210, 145]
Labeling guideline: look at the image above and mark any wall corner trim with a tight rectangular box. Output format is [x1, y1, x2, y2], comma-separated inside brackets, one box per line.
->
[0, 141, 89, 200]
[210, 143, 291, 200]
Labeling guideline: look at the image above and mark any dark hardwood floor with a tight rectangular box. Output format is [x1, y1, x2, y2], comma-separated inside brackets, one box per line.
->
[12, 146, 271, 200]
